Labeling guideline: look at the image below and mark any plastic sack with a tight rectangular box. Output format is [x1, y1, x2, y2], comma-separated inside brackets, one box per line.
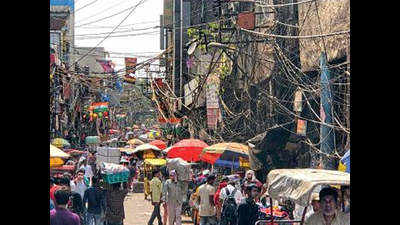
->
[166, 158, 191, 181]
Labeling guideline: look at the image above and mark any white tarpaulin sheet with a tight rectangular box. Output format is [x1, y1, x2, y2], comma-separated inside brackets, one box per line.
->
[96, 147, 121, 168]
[267, 169, 350, 207]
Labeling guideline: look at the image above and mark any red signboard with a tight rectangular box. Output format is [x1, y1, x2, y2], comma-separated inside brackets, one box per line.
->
[158, 117, 181, 124]
[237, 12, 255, 30]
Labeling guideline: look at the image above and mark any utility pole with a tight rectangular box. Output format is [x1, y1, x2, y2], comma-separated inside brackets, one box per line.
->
[345, 44, 350, 150]
[319, 52, 336, 170]
[173, 0, 181, 110]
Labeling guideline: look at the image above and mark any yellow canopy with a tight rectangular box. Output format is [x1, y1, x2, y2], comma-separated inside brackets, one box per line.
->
[50, 157, 64, 168]
[203, 142, 249, 155]
[133, 144, 161, 154]
[127, 139, 144, 145]
[144, 158, 166, 166]
[51, 138, 70, 148]
[119, 148, 135, 154]
[50, 144, 70, 158]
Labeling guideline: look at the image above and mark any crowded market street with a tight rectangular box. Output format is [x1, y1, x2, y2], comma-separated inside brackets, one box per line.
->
[50, 1, 350, 225]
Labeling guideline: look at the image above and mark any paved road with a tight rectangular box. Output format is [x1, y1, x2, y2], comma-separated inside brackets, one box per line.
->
[123, 193, 192, 225]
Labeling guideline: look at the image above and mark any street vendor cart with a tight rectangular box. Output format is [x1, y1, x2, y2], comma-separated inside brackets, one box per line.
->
[255, 168, 350, 225]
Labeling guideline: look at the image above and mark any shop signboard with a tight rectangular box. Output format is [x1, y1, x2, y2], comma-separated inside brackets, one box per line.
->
[163, 0, 173, 28]
[297, 119, 307, 136]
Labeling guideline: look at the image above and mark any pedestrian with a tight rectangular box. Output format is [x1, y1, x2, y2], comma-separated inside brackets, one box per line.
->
[128, 160, 136, 191]
[162, 170, 185, 225]
[304, 193, 321, 220]
[219, 180, 243, 225]
[341, 186, 350, 213]
[50, 178, 56, 210]
[50, 177, 60, 204]
[83, 177, 105, 225]
[80, 159, 94, 186]
[105, 182, 129, 225]
[70, 190, 86, 225]
[213, 177, 228, 221]
[241, 170, 262, 191]
[51, 188, 81, 225]
[305, 187, 350, 225]
[196, 170, 210, 185]
[196, 174, 217, 225]
[71, 169, 88, 200]
[237, 184, 260, 225]
[148, 170, 163, 225]
[219, 180, 243, 206]
[144, 172, 152, 200]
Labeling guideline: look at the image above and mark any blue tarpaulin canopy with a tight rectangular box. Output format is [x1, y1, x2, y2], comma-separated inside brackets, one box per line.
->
[340, 150, 350, 173]
[214, 159, 239, 169]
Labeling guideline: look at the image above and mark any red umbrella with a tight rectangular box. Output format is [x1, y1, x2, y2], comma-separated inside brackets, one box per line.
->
[149, 140, 167, 150]
[167, 139, 209, 162]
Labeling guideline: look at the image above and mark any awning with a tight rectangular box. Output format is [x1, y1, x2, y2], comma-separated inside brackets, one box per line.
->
[133, 144, 161, 154]
[144, 158, 166, 166]
[50, 144, 70, 158]
[119, 148, 135, 154]
[214, 159, 239, 169]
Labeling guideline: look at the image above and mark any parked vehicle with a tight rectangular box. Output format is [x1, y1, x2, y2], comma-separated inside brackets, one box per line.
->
[255, 168, 350, 225]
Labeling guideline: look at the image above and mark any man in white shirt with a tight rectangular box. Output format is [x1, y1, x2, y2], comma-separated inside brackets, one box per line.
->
[197, 174, 217, 225]
[80, 159, 94, 185]
[219, 180, 243, 206]
[70, 169, 88, 200]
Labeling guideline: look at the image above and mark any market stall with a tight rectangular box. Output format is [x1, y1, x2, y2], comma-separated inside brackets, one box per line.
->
[50, 144, 70, 169]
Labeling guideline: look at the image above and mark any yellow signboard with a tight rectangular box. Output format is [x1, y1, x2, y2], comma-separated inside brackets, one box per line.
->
[143, 150, 156, 159]
[239, 157, 250, 168]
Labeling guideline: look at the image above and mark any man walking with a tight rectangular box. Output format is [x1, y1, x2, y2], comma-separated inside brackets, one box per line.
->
[237, 184, 260, 225]
[71, 169, 88, 200]
[148, 170, 163, 225]
[105, 183, 129, 225]
[50, 188, 81, 225]
[162, 170, 185, 225]
[80, 159, 94, 186]
[83, 177, 105, 225]
[197, 174, 217, 225]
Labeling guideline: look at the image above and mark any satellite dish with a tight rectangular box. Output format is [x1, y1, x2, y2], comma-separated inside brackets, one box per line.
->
[187, 42, 197, 55]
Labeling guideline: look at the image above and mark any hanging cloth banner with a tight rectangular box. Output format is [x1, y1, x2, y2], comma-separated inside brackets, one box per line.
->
[293, 89, 303, 112]
[96, 59, 114, 73]
[297, 119, 307, 136]
[206, 71, 220, 129]
[125, 57, 137, 75]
